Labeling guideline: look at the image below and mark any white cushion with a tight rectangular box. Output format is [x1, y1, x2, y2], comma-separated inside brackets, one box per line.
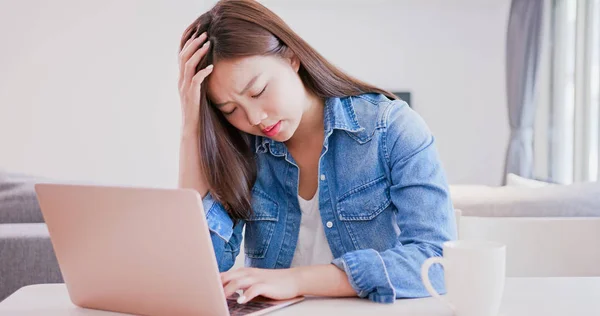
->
[450, 181, 600, 217]
[506, 173, 554, 188]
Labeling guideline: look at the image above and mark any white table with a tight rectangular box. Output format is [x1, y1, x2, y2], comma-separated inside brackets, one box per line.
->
[1, 277, 599, 315]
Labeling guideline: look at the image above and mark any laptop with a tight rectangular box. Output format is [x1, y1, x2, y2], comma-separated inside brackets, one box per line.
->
[34, 183, 304, 316]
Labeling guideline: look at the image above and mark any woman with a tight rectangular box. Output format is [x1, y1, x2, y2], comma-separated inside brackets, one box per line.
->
[177, 0, 456, 304]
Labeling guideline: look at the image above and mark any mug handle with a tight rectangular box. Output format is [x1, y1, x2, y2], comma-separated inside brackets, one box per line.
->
[421, 257, 455, 312]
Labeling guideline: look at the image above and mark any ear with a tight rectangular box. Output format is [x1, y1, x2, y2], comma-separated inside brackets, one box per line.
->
[288, 52, 300, 73]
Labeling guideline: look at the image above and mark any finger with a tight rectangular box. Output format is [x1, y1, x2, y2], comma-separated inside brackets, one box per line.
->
[238, 283, 268, 304]
[180, 64, 213, 94]
[221, 267, 250, 286]
[181, 31, 205, 52]
[223, 277, 256, 298]
[179, 33, 208, 79]
[183, 41, 211, 83]
[188, 64, 213, 88]
[180, 36, 195, 54]
[187, 40, 210, 72]
[180, 39, 208, 85]
[180, 32, 207, 62]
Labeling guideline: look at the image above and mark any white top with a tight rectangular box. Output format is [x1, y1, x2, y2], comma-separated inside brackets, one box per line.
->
[290, 188, 334, 267]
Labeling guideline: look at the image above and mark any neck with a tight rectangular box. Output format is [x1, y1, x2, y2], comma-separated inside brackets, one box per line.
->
[285, 92, 325, 150]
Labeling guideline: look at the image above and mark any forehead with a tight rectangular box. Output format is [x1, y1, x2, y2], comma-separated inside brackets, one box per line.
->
[207, 55, 282, 100]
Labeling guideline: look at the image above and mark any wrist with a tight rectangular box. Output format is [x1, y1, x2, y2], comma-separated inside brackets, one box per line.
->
[292, 267, 308, 296]
[293, 264, 356, 298]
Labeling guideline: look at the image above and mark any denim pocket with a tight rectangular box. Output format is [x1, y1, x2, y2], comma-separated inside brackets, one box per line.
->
[244, 188, 279, 259]
[336, 175, 392, 221]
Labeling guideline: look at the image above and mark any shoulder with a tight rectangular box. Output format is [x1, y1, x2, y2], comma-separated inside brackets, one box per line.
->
[347, 93, 426, 136]
[347, 93, 394, 129]
[376, 97, 434, 163]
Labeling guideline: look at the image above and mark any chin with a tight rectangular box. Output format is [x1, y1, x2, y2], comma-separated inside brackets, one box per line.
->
[278, 133, 293, 142]
[278, 123, 296, 142]
[266, 131, 291, 142]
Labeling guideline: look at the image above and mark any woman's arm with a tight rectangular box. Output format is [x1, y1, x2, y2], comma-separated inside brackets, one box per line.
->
[295, 264, 356, 297]
[178, 34, 244, 271]
[329, 101, 456, 303]
[177, 33, 242, 272]
[220, 264, 356, 304]
[177, 32, 212, 198]
[180, 130, 243, 272]
[178, 130, 209, 198]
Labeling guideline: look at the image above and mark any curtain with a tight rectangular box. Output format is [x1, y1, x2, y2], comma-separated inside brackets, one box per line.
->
[503, 0, 545, 182]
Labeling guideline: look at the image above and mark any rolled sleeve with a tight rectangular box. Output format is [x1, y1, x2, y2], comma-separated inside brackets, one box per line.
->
[203, 191, 234, 242]
[331, 249, 396, 303]
[202, 192, 244, 272]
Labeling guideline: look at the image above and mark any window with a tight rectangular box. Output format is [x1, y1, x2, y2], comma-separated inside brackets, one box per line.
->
[545, 0, 600, 183]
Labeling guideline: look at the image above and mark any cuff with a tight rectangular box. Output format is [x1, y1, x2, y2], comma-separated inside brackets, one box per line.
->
[331, 249, 396, 304]
[202, 192, 234, 242]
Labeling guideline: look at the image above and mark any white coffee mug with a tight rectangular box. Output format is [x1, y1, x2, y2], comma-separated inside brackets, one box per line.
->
[421, 240, 506, 316]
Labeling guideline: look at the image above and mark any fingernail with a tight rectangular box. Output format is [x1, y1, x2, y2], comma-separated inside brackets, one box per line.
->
[237, 295, 246, 304]
[203, 41, 210, 47]
[206, 64, 214, 69]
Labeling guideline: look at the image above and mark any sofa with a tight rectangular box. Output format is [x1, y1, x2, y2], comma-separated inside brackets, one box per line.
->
[0, 171, 62, 302]
[452, 175, 600, 277]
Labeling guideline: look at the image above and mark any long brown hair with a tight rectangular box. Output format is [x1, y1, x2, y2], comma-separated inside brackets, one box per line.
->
[179, 0, 397, 221]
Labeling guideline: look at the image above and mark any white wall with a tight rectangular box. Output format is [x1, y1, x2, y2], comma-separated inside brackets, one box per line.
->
[0, 0, 510, 187]
[0, 0, 208, 187]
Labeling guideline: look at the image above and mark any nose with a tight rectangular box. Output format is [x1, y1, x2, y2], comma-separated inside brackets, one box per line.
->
[247, 109, 268, 127]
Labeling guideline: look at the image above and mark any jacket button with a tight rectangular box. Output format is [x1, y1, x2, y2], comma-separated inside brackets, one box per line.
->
[320, 174, 326, 181]
[326, 221, 333, 228]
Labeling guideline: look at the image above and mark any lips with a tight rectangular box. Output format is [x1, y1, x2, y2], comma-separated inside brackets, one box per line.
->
[261, 121, 282, 137]
[262, 122, 279, 133]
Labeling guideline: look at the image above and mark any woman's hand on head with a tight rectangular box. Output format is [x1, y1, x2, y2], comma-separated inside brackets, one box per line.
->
[178, 32, 214, 135]
[221, 267, 302, 304]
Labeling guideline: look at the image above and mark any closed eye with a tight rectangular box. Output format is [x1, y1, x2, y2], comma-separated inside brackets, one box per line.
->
[223, 108, 236, 115]
[222, 84, 267, 115]
[252, 85, 267, 98]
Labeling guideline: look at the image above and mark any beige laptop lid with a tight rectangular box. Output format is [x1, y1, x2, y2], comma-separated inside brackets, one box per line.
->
[35, 183, 230, 316]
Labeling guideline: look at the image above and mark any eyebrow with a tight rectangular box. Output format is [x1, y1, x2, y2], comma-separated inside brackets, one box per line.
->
[213, 74, 260, 108]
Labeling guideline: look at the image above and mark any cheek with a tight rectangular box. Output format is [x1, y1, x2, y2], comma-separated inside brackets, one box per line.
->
[260, 89, 287, 116]
[223, 115, 250, 133]
[284, 73, 305, 99]
[268, 79, 305, 116]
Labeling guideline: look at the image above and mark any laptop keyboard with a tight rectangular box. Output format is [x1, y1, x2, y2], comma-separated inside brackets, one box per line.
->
[227, 297, 275, 315]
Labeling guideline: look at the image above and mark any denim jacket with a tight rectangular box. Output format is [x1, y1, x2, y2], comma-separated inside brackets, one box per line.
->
[201, 93, 457, 303]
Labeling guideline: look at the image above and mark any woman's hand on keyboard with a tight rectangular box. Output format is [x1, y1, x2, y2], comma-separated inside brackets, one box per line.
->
[221, 267, 301, 304]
